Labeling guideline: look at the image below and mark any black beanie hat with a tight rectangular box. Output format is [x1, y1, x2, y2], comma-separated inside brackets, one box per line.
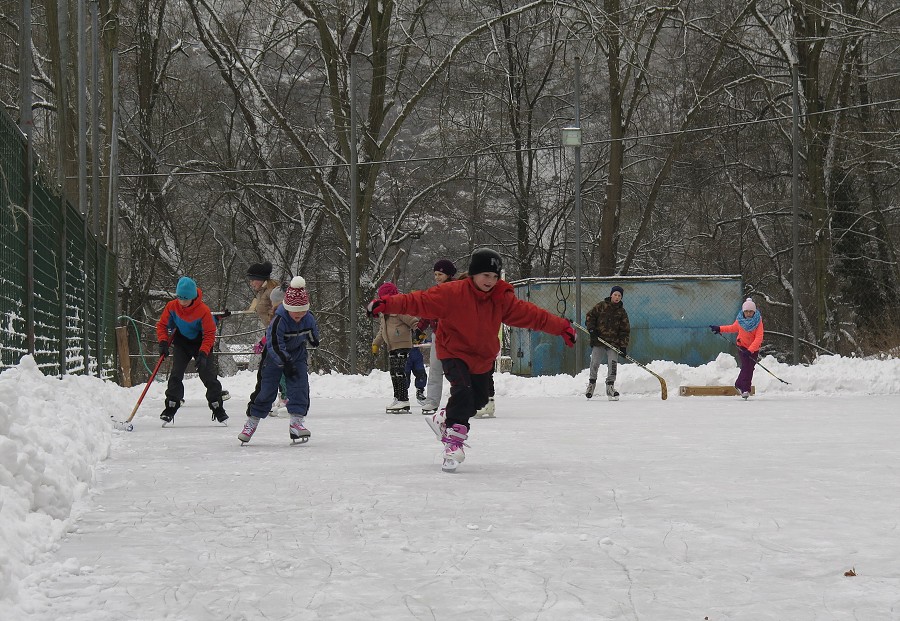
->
[247, 261, 272, 281]
[433, 259, 457, 277]
[468, 248, 502, 276]
[610, 285, 624, 297]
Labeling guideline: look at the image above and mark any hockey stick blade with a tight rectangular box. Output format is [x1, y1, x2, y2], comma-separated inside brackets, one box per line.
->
[573, 323, 668, 400]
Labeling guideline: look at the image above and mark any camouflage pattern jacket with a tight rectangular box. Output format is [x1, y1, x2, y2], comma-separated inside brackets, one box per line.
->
[584, 298, 630, 350]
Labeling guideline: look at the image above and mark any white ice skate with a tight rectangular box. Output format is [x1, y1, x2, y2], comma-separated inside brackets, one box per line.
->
[474, 397, 495, 418]
[585, 379, 596, 399]
[238, 416, 260, 444]
[426, 408, 447, 441]
[289, 415, 310, 444]
[441, 424, 468, 472]
[269, 396, 288, 417]
[420, 400, 439, 415]
[606, 384, 620, 401]
[386, 399, 411, 414]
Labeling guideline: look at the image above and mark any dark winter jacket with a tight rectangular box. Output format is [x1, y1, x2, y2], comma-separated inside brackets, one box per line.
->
[266, 306, 320, 367]
[156, 288, 218, 354]
[585, 297, 630, 350]
[381, 277, 570, 374]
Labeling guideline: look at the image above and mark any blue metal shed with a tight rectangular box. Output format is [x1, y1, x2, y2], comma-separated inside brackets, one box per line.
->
[508, 275, 745, 376]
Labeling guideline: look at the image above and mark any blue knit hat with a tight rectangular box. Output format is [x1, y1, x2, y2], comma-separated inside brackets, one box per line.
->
[610, 285, 624, 297]
[176, 276, 198, 301]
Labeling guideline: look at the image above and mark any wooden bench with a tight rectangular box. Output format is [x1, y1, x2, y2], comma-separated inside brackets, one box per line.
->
[679, 385, 755, 397]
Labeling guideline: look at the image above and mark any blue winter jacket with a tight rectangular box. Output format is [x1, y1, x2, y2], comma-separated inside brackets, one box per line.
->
[266, 306, 320, 367]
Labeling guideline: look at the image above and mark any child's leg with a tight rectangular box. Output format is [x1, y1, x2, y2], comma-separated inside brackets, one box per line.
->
[442, 358, 476, 429]
[389, 348, 411, 401]
[605, 347, 618, 386]
[425, 345, 443, 405]
[284, 357, 310, 416]
[404, 350, 414, 389]
[735, 349, 756, 393]
[247, 357, 283, 418]
[198, 351, 225, 407]
[410, 348, 427, 390]
[164, 341, 191, 409]
[246, 346, 267, 414]
[472, 370, 493, 411]
[588, 346, 604, 381]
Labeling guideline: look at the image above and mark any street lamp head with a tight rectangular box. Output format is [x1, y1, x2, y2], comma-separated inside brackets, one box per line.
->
[561, 127, 582, 147]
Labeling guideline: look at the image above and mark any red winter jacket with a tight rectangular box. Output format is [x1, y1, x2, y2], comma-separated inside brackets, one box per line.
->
[382, 278, 570, 374]
[155, 288, 218, 354]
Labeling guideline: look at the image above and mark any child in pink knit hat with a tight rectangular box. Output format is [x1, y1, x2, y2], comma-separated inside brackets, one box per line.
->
[710, 297, 764, 399]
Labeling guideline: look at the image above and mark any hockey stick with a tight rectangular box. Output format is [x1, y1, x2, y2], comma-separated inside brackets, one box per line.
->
[112, 351, 167, 431]
[573, 323, 668, 400]
[716, 333, 791, 385]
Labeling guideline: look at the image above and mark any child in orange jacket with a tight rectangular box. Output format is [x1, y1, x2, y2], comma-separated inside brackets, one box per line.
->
[367, 248, 576, 472]
[156, 276, 227, 424]
[710, 297, 764, 399]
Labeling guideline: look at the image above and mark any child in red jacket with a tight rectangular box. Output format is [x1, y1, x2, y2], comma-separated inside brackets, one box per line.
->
[710, 297, 764, 399]
[156, 276, 227, 425]
[367, 248, 576, 472]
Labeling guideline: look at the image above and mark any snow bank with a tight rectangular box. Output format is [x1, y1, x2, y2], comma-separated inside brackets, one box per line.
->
[0, 357, 130, 609]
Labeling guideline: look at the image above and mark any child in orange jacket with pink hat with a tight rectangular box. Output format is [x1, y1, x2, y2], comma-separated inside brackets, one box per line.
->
[710, 297, 764, 399]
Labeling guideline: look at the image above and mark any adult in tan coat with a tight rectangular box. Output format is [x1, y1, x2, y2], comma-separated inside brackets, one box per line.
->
[246, 261, 284, 414]
[372, 282, 419, 413]
[246, 261, 280, 328]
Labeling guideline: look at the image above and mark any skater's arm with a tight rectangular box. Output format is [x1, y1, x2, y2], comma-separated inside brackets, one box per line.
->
[155, 303, 174, 342]
[501, 293, 570, 335]
[269, 315, 291, 365]
[200, 308, 218, 354]
[719, 321, 740, 334]
[383, 287, 449, 320]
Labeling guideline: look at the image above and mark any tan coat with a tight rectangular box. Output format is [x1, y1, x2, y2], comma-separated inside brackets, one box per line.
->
[248, 279, 280, 328]
[373, 313, 419, 351]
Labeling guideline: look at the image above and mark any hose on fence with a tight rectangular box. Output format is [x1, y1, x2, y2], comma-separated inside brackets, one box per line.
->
[117, 315, 155, 374]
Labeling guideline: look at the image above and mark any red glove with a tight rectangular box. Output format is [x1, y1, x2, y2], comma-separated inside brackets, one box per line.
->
[562, 325, 577, 348]
[366, 298, 386, 317]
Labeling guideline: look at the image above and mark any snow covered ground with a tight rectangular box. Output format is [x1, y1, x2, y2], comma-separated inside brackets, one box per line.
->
[2, 353, 899, 620]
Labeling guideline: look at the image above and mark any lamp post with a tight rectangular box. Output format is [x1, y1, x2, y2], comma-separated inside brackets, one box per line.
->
[349, 54, 359, 374]
[561, 59, 583, 375]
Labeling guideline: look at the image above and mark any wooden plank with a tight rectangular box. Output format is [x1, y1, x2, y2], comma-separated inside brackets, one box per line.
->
[116, 326, 132, 388]
[678, 385, 755, 397]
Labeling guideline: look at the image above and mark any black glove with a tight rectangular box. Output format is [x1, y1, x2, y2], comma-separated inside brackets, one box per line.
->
[196, 352, 209, 373]
[620, 347, 626, 358]
[159, 341, 170, 358]
[366, 298, 386, 317]
[283, 361, 296, 378]
[307, 335, 320, 348]
[219, 309, 232, 318]
[709, 325, 721, 334]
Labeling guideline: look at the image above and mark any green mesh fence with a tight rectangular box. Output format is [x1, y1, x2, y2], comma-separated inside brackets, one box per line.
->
[0, 111, 27, 369]
[0, 108, 117, 377]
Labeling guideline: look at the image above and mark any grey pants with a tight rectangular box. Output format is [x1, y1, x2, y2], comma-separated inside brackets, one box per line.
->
[425, 342, 444, 405]
[589, 346, 619, 385]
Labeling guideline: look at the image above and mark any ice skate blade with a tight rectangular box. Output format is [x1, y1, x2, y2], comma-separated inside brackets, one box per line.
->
[291, 437, 310, 445]
[386, 408, 411, 414]
[161, 420, 174, 427]
[426, 417, 444, 441]
[441, 457, 460, 472]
